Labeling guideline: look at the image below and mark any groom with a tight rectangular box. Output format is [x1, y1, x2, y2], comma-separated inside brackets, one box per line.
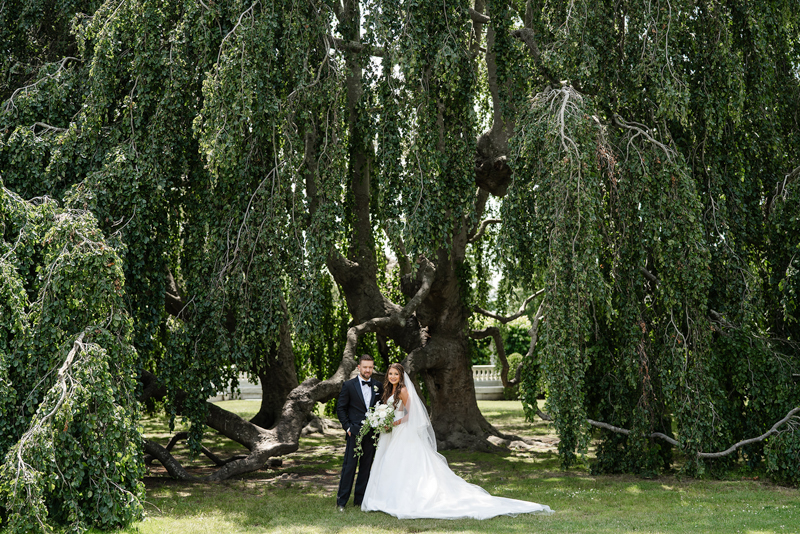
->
[336, 354, 382, 511]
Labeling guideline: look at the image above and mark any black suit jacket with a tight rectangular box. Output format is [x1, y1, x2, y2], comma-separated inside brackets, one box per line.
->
[337, 376, 383, 433]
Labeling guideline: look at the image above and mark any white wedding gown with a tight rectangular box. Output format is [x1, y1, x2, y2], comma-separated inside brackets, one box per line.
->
[361, 375, 552, 520]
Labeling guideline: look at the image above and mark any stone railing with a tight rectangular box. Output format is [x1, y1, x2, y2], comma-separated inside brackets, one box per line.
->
[472, 365, 500, 383]
[211, 366, 507, 402]
[208, 375, 262, 402]
[472, 364, 504, 400]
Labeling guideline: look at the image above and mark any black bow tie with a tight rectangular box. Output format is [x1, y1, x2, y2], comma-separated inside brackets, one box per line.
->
[361, 380, 370, 387]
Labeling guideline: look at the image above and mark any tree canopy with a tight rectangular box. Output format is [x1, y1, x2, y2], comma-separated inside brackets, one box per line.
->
[1, 0, 798, 531]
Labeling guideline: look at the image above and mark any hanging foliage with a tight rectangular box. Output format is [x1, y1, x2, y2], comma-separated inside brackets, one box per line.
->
[0, 0, 798, 529]
[503, 0, 799, 476]
[0, 183, 143, 533]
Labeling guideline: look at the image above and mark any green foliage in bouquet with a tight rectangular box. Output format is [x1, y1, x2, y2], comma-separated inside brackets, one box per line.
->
[354, 403, 395, 460]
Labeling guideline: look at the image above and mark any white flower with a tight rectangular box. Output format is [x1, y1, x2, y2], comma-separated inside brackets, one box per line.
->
[373, 385, 378, 393]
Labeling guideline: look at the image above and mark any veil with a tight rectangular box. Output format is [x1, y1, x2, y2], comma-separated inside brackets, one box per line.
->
[403, 372, 438, 452]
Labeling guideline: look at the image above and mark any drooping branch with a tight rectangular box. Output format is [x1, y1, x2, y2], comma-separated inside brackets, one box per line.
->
[612, 114, 676, 164]
[696, 407, 800, 458]
[217, 2, 259, 64]
[586, 419, 678, 446]
[164, 270, 186, 317]
[640, 266, 659, 284]
[510, 28, 594, 95]
[469, 291, 547, 390]
[510, 28, 559, 86]
[165, 431, 189, 452]
[328, 36, 386, 57]
[474, 288, 544, 324]
[8, 332, 87, 511]
[766, 164, 799, 216]
[525, 297, 546, 359]
[143, 431, 245, 468]
[524, 298, 548, 423]
[468, 8, 490, 24]
[469, 218, 501, 243]
[302, 126, 320, 220]
[4, 56, 81, 112]
[586, 407, 800, 458]
[31, 122, 67, 136]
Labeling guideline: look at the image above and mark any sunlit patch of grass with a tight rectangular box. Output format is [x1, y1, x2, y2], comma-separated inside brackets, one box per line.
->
[112, 400, 800, 534]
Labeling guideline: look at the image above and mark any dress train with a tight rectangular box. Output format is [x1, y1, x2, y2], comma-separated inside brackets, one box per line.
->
[361, 387, 552, 520]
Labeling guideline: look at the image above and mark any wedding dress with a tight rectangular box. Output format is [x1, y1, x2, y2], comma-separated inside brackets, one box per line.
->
[361, 372, 552, 519]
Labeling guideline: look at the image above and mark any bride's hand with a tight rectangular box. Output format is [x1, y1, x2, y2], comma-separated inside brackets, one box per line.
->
[392, 420, 401, 426]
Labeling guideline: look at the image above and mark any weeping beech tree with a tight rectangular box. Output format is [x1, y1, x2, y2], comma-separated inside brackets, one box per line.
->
[1, 0, 799, 530]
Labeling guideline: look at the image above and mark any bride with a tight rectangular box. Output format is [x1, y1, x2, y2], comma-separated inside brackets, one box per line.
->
[361, 363, 553, 519]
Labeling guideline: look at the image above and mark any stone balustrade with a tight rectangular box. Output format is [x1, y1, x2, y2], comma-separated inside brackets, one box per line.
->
[210, 365, 507, 402]
[207, 375, 262, 401]
[472, 364, 505, 400]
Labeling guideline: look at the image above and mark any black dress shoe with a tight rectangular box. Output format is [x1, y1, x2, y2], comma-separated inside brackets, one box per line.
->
[337, 506, 345, 512]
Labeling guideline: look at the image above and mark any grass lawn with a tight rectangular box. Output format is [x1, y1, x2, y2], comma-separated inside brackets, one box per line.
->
[105, 400, 799, 534]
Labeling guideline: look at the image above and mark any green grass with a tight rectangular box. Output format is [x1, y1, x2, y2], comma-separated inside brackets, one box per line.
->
[105, 400, 799, 534]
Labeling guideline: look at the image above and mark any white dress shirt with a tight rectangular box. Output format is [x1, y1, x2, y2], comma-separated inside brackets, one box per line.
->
[360, 377, 372, 409]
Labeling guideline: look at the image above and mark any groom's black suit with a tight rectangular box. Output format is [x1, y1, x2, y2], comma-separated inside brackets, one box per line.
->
[336, 375, 383, 507]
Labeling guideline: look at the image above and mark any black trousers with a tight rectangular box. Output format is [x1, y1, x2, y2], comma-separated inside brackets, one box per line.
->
[336, 429, 376, 507]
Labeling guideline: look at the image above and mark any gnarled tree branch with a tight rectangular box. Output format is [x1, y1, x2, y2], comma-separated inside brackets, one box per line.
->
[143, 439, 196, 481]
[585, 407, 800, 458]
[640, 265, 659, 284]
[328, 36, 386, 57]
[469, 218, 501, 243]
[767, 164, 799, 216]
[144, 258, 436, 481]
[511, 28, 558, 86]
[470, 291, 547, 390]
[525, 297, 546, 359]
[468, 7, 490, 24]
[474, 288, 544, 324]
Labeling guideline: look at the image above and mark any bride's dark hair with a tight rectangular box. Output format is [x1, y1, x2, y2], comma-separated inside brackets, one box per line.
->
[381, 363, 406, 409]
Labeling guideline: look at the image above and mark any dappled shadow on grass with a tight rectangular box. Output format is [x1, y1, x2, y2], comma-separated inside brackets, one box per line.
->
[139, 481, 557, 534]
[132, 400, 800, 534]
[135, 474, 800, 534]
[479, 400, 556, 440]
[141, 400, 556, 476]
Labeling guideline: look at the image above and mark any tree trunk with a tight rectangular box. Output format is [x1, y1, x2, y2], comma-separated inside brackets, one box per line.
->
[250, 365, 297, 430]
[417, 335, 496, 449]
[401, 247, 500, 449]
[249, 317, 298, 429]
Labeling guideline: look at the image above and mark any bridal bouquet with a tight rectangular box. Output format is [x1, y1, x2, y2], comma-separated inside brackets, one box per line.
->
[354, 403, 395, 459]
